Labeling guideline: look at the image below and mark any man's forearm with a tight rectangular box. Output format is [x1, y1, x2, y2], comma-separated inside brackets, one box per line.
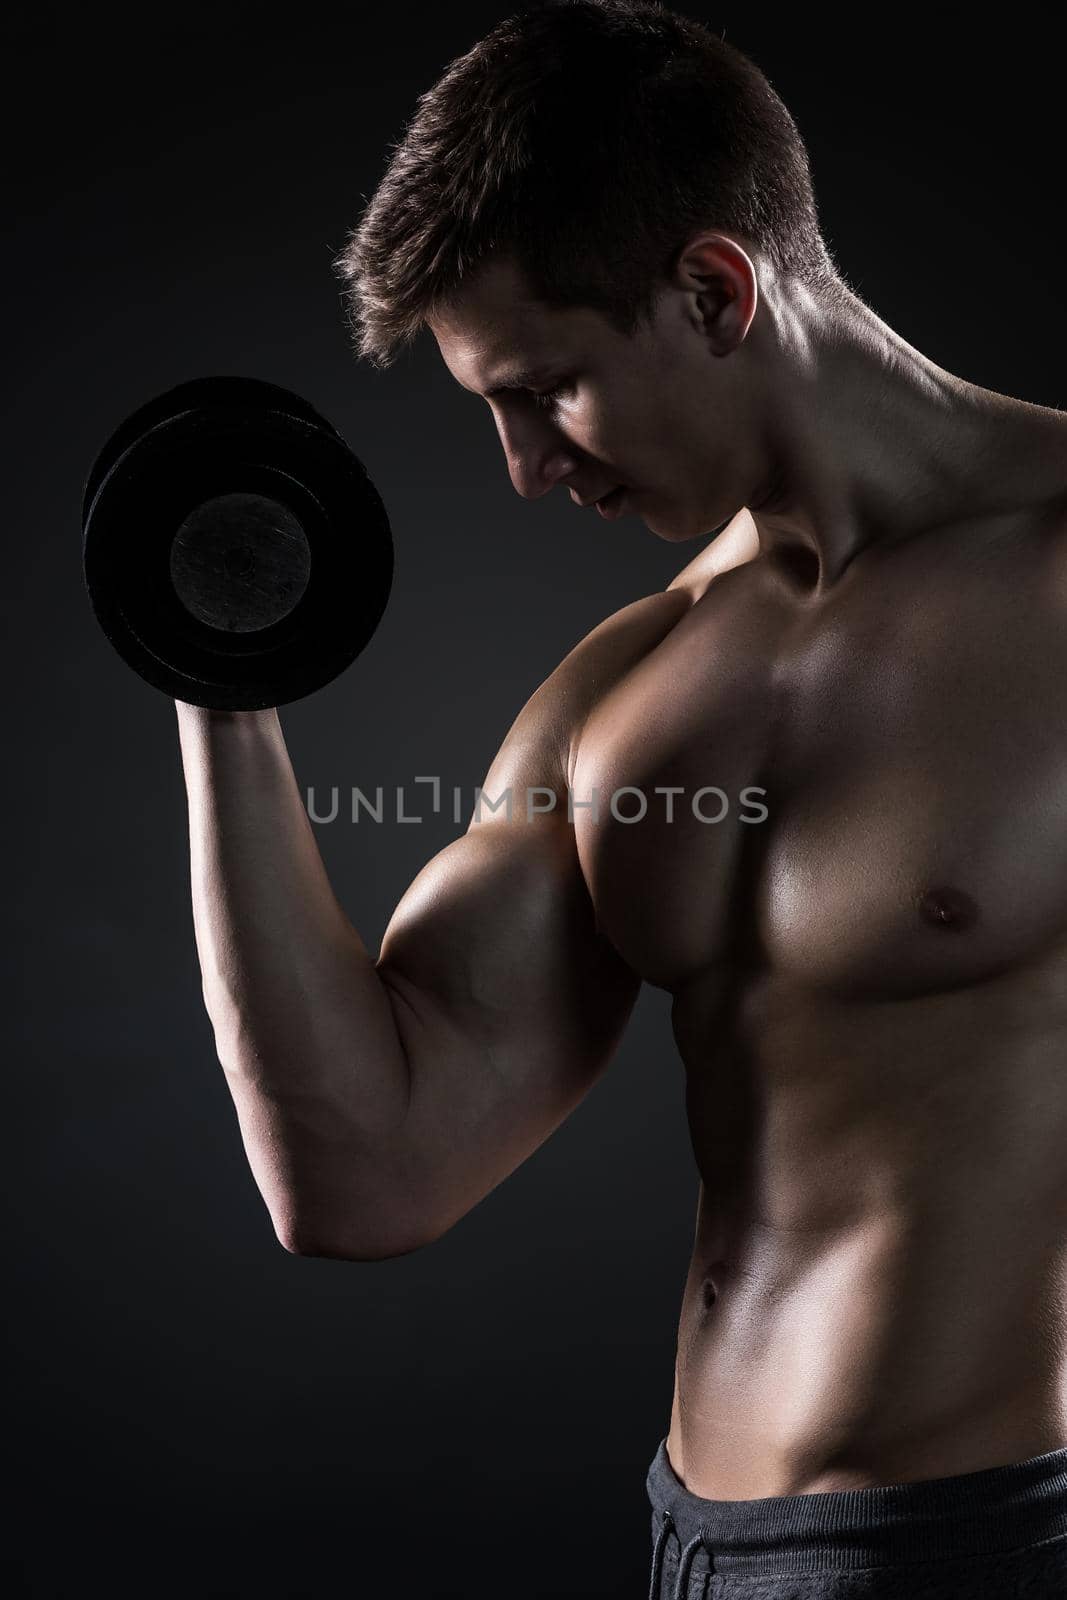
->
[174, 701, 415, 1257]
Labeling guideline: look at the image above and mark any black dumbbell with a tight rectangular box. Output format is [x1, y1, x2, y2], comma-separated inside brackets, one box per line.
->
[82, 376, 393, 710]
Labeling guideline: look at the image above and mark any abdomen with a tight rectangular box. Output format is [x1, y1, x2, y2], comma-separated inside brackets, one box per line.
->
[666, 956, 1067, 1495]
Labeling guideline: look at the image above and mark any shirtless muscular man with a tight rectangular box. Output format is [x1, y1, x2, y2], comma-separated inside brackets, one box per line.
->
[175, 4, 1067, 1595]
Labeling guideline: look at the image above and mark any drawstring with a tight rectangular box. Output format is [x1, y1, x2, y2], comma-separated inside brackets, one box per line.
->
[648, 1509, 711, 1600]
[648, 1510, 673, 1599]
[672, 1529, 710, 1599]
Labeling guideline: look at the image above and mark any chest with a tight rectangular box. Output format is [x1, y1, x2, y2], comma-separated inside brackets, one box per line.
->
[570, 528, 1067, 995]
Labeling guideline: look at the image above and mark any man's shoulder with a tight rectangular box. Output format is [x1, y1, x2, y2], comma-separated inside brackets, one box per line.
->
[490, 590, 689, 802]
[486, 513, 762, 802]
[665, 509, 762, 604]
[546, 516, 762, 743]
[559, 510, 761, 678]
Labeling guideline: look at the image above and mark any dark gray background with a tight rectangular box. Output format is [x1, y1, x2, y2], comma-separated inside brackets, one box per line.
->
[7, 5, 1065, 1595]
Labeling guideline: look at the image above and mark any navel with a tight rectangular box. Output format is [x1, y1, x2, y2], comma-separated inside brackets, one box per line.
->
[916, 884, 980, 931]
[701, 1260, 730, 1310]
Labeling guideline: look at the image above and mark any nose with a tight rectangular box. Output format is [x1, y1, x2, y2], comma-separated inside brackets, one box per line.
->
[493, 411, 580, 500]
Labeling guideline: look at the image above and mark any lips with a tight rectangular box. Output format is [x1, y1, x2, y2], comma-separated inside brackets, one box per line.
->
[571, 485, 620, 507]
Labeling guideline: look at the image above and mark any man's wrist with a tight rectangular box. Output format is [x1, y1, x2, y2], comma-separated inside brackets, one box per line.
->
[173, 700, 279, 728]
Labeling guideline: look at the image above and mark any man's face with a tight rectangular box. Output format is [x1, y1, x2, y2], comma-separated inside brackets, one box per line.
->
[427, 254, 756, 543]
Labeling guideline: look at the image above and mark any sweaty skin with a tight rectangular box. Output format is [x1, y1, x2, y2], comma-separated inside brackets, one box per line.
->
[425, 248, 1067, 1499]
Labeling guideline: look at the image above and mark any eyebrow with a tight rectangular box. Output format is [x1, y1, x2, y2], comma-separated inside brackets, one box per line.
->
[482, 365, 560, 398]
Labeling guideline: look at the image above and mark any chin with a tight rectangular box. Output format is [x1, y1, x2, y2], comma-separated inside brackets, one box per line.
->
[679, 511, 738, 544]
[645, 507, 717, 544]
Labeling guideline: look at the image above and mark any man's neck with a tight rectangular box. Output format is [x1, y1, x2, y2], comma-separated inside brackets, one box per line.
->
[743, 280, 1066, 594]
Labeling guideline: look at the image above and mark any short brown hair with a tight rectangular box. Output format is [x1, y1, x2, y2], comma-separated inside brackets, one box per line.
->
[334, 0, 842, 369]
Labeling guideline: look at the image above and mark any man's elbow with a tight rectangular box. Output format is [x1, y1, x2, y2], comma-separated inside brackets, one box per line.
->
[272, 1211, 431, 1262]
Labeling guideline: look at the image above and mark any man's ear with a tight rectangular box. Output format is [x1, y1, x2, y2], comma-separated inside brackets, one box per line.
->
[672, 233, 758, 356]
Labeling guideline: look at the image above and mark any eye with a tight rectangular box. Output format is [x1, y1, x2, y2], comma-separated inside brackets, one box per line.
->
[530, 382, 571, 412]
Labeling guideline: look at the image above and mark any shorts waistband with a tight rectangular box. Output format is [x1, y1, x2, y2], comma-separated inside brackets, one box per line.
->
[646, 1437, 1067, 1578]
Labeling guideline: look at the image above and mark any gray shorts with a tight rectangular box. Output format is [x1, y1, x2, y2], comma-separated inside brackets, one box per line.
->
[645, 1436, 1067, 1598]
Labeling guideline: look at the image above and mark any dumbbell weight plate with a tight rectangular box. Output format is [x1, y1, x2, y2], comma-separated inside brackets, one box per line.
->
[83, 378, 393, 710]
[82, 375, 342, 531]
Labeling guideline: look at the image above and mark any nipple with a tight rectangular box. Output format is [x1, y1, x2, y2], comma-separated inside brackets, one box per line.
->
[917, 885, 979, 931]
